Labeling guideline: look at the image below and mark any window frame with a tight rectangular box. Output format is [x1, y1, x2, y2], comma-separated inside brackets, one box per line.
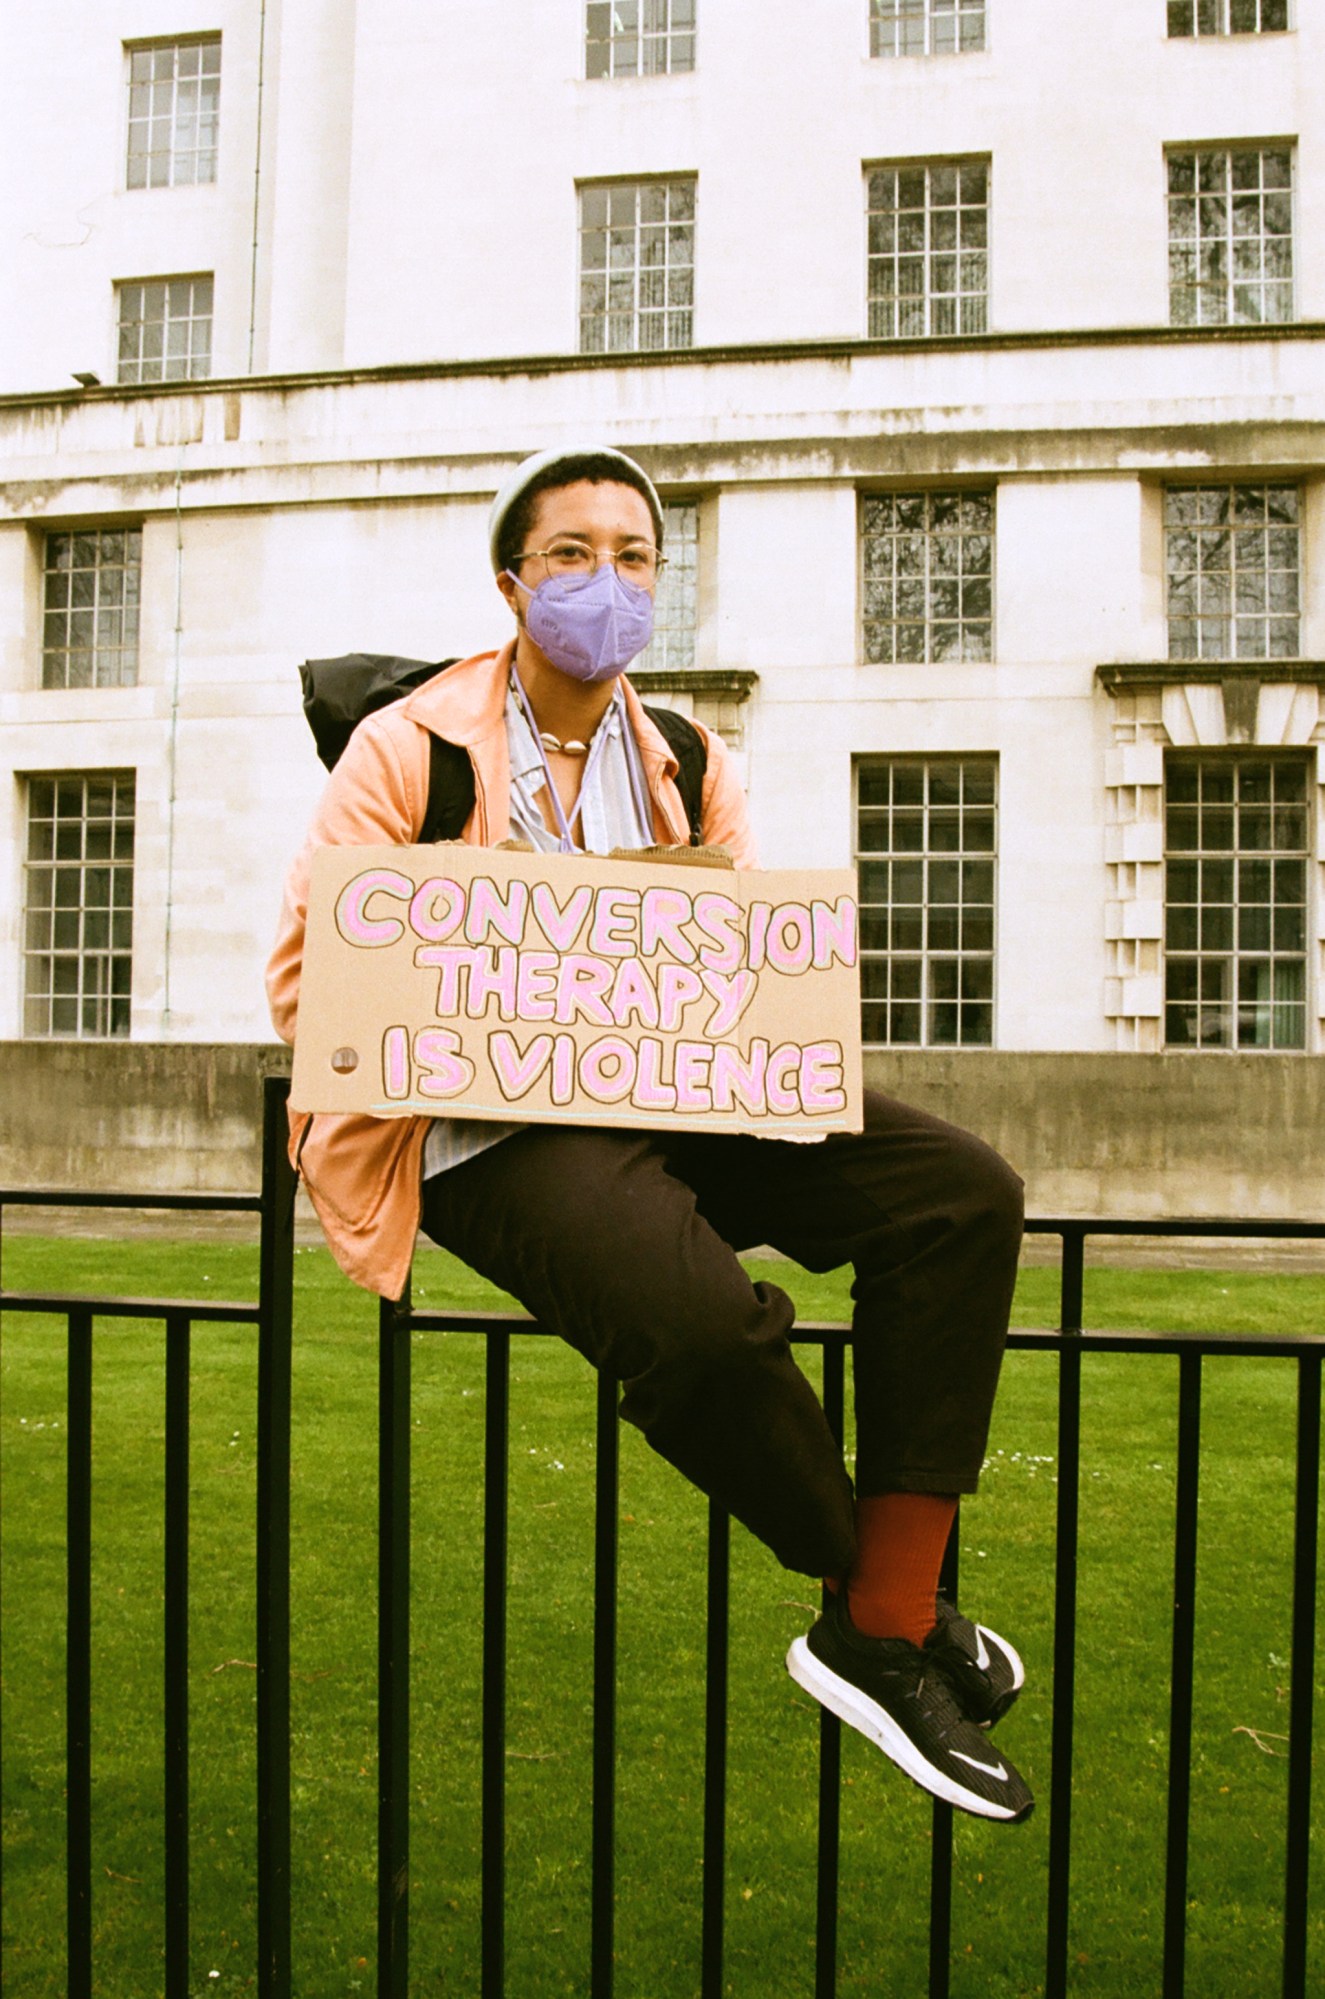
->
[1162, 751, 1311, 1052]
[636, 500, 699, 673]
[1163, 482, 1301, 661]
[585, 0, 696, 78]
[1167, 0, 1290, 36]
[40, 528, 143, 690]
[1166, 141, 1295, 328]
[865, 156, 991, 340]
[854, 755, 999, 1049]
[859, 488, 996, 665]
[577, 175, 697, 354]
[115, 273, 214, 384]
[124, 34, 222, 192]
[869, 0, 987, 58]
[23, 770, 136, 1041]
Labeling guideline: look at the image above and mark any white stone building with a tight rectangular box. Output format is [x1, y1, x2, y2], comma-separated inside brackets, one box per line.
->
[1, 1, 1322, 1208]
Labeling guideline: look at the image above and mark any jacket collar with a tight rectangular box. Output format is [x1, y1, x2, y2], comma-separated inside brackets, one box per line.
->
[399, 640, 690, 847]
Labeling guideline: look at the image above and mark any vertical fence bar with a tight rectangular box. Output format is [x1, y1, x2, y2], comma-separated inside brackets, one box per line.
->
[1163, 1351, 1203, 1999]
[1045, 1227, 1085, 1999]
[66, 1304, 93, 1999]
[482, 1332, 511, 1999]
[164, 1310, 191, 1999]
[257, 1077, 294, 1998]
[378, 1283, 412, 1998]
[591, 1371, 620, 1999]
[814, 1337, 846, 1999]
[700, 1498, 730, 1999]
[1283, 1349, 1320, 1999]
[928, 1525, 960, 1999]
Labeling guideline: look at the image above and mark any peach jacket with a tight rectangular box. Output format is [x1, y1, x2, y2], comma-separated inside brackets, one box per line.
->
[266, 642, 757, 1299]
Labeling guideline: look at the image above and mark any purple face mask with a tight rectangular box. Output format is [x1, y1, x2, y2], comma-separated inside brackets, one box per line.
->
[509, 562, 655, 684]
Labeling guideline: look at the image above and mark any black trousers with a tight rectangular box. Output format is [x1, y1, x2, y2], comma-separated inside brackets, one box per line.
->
[419, 1089, 1024, 1579]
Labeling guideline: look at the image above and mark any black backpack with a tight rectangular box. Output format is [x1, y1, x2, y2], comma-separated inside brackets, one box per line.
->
[299, 652, 709, 846]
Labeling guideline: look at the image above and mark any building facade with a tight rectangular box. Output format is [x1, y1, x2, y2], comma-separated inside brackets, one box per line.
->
[2, 1, 1322, 1206]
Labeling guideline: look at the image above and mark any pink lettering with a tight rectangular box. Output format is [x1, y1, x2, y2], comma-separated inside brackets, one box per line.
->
[553, 954, 614, 1027]
[641, 886, 697, 963]
[700, 968, 756, 1038]
[335, 867, 411, 947]
[464, 875, 529, 947]
[766, 903, 814, 976]
[631, 1035, 677, 1111]
[811, 897, 858, 970]
[414, 1028, 475, 1100]
[551, 1034, 576, 1105]
[578, 1036, 636, 1105]
[381, 1026, 410, 1100]
[589, 887, 641, 958]
[408, 877, 465, 944]
[515, 950, 559, 1020]
[531, 880, 593, 952]
[608, 958, 661, 1029]
[466, 946, 518, 1020]
[490, 1030, 554, 1103]
[693, 891, 743, 973]
[658, 963, 704, 1032]
[710, 1040, 769, 1117]
[767, 1043, 802, 1115]
[415, 945, 477, 1018]
[747, 902, 772, 972]
[800, 1042, 847, 1114]
[674, 1041, 714, 1112]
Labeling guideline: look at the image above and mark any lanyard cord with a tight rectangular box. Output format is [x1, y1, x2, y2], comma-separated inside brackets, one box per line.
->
[510, 664, 628, 854]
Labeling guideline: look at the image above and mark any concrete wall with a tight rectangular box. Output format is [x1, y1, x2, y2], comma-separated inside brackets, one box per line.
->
[3, 1040, 1321, 1221]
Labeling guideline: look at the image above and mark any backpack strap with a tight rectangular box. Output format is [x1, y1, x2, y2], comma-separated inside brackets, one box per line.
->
[640, 703, 708, 847]
[420, 735, 477, 843]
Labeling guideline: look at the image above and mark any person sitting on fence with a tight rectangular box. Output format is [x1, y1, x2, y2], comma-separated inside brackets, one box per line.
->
[267, 444, 1034, 1824]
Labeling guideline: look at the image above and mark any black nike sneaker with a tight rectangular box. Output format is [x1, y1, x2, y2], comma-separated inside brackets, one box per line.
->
[925, 1596, 1025, 1728]
[786, 1592, 1034, 1823]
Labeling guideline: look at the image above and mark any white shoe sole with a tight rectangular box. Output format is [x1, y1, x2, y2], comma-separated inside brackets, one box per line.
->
[786, 1637, 1027, 1822]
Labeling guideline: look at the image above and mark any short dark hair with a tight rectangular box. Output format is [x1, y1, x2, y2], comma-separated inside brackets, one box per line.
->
[496, 452, 664, 571]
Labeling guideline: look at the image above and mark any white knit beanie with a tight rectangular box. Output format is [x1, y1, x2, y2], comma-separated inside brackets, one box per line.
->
[487, 446, 664, 572]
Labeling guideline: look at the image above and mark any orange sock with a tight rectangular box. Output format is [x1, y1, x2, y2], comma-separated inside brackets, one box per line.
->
[838, 1492, 958, 1646]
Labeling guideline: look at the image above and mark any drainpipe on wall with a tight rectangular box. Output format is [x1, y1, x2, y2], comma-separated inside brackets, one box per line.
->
[162, 454, 186, 1033]
[248, 0, 269, 372]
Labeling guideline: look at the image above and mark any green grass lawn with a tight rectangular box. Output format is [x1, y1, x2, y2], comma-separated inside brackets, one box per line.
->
[2, 1237, 1322, 1998]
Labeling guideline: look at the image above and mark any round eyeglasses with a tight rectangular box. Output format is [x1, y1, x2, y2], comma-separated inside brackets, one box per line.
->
[512, 537, 667, 585]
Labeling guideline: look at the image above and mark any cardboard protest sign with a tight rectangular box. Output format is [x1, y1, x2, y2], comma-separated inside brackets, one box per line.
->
[292, 844, 863, 1138]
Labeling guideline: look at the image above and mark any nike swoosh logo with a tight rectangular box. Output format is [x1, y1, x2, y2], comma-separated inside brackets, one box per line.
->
[974, 1630, 991, 1672]
[953, 1749, 1009, 1780]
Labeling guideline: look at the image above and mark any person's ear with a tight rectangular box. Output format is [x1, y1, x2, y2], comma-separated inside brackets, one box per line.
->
[496, 568, 522, 620]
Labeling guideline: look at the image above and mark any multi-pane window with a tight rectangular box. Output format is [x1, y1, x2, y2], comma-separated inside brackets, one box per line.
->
[1168, 0, 1288, 32]
[638, 502, 698, 671]
[116, 276, 213, 383]
[1167, 146, 1294, 326]
[1165, 758, 1309, 1050]
[857, 761, 996, 1046]
[867, 160, 988, 338]
[586, 0, 695, 76]
[24, 774, 136, 1039]
[1165, 485, 1299, 660]
[42, 531, 142, 689]
[861, 491, 994, 663]
[870, 0, 986, 56]
[126, 37, 221, 189]
[579, 179, 695, 353]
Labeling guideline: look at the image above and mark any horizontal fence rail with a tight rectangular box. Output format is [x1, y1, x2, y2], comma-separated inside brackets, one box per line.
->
[1, 1078, 1320, 1999]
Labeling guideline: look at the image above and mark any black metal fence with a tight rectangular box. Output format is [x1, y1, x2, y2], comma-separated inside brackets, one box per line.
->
[1, 1073, 1320, 1999]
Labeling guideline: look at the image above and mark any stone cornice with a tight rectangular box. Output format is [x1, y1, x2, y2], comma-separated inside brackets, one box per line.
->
[1097, 660, 1325, 691]
[3, 319, 1324, 413]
